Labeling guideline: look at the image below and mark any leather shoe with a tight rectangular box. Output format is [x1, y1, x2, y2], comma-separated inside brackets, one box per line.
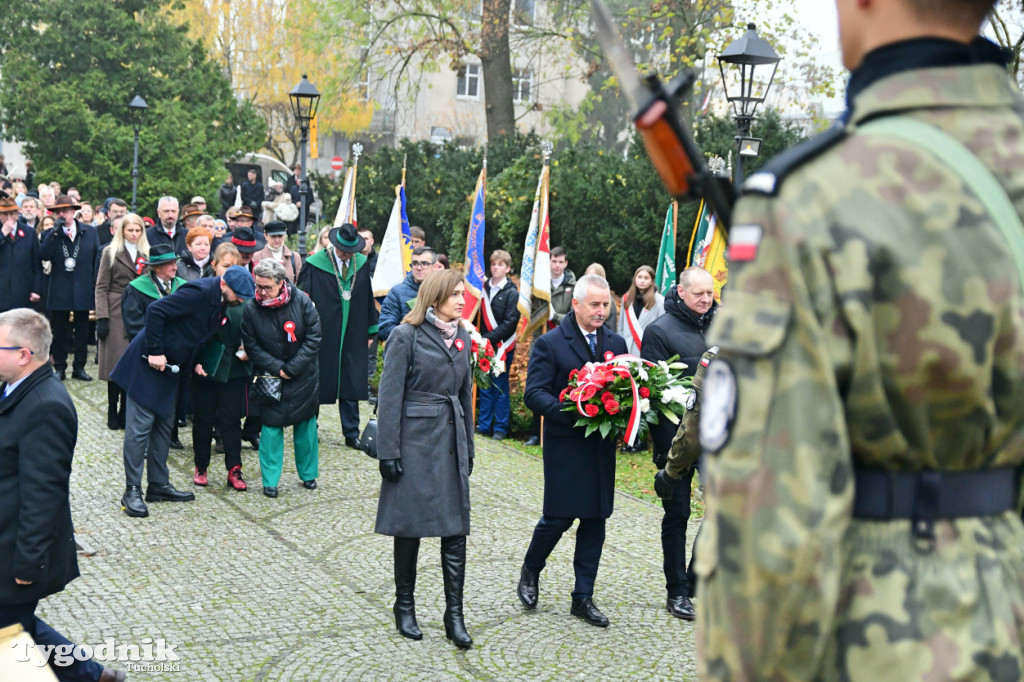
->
[263, 486, 278, 498]
[121, 486, 148, 518]
[345, 436, 362, 449]
[571, 597, 609, 627]
[524, 436, 540, 446]
[517, 564, 539, 609]
[302, 479, 317, 490]
[56, 369, 67, 381]
[169, 437, 184, 450]
[245, 435, 260, 450]
[71, 368, 93, 381]
[492, 432, 506, 441]
[99, 667, 127, 682]
[666, 596, 695, 621]
[145, 482, 195, 502]
[176, 417, 188, 427]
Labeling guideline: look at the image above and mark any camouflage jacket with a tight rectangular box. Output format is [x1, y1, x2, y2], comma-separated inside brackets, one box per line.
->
[697, 60, 1024, 680]
[666, 347, 717, 479]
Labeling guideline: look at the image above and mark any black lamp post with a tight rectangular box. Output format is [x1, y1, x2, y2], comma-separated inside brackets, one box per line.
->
[288, 74, 321, 259]
[717, 23, 781, 186]
[128, 95, 148, 212]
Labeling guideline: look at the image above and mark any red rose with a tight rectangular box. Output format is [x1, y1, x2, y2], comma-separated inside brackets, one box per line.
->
[601, 391, 614, 402]
[639, 387, 651, 398]
[569, 368, 579, 380]
[559, 387, 568, 401]
[605, 400, 620, 415]
[471, 340, 479, 353]
[479, 357, 491, 372]
[584, 404, 599, 417]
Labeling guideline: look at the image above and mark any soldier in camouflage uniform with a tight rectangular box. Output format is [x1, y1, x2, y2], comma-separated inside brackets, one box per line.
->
[694, 0, 1024, 679]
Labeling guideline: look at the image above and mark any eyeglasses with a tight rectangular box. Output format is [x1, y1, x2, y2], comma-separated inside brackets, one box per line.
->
[0, 346, 32, 355]
[411, 260, 435, 268]
[254, 284, 279, 293]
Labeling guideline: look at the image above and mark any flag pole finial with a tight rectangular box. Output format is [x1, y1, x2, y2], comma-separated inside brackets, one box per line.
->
[352, 142, 363, 165]
[541, 140, 553, 162]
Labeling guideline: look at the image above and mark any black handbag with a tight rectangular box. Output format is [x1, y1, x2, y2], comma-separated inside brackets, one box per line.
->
[250, 374, 282, 404]
[359, 412, 378, 459]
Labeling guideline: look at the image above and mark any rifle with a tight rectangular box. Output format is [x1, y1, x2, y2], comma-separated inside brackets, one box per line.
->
[592, 0, 734, 229]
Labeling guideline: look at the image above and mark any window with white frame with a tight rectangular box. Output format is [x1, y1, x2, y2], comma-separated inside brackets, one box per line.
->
[512, 68, 532, 104]
[457, 64, 481, 99]
[512, 0, 535, 27]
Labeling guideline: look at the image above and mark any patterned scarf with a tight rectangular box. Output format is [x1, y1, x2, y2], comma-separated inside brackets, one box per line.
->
[426, 307, 458, 348]
[256, 281, 291, 309]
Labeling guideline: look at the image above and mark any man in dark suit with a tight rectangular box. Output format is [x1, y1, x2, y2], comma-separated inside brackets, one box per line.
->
[0, 197, 43, 312]
[0, 309, 121, 681]
[39, 195, 101, 381]
[146, 196, 186, 255]
[240, 169, 265, 217]
[517, 274, 627, 627]
[111, 267, 255, 518]
[96, 198, 128, 248]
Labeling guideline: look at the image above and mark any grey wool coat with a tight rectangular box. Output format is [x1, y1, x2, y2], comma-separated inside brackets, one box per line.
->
[374, 321, 475, 538]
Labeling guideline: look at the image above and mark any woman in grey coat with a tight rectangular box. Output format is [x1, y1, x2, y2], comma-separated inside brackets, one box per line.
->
[375, 269, 475, 649]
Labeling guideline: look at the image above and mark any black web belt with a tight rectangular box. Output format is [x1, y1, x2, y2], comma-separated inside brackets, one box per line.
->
[853, 467, 1018, 544]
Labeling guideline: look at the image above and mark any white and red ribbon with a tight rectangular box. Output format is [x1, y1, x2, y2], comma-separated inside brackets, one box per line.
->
[568, 354, 654, 446]
[482, 286, 517, 362]
[284, 321, 297, 343]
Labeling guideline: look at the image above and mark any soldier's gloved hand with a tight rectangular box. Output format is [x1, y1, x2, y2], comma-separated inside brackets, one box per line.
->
[652, 450, 668, 469]
[469, 458, 474, 475]
[654, 469, 679, 500]
[96, 318, 109, 342]
[379, 458, 403, 482]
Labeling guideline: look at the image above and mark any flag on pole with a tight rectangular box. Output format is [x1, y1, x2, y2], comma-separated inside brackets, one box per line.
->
[654, 201, 677, 297]
[516, 162, 552, 336]
[686, 199, 728, 302]
[399, 161, 413, 274]
[462, 165, 487, 320]
[334, 163, 358, 227]
[371, 185, 410, 297]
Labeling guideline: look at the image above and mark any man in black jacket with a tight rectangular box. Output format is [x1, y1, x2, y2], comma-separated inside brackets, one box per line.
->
[476, 249, 520, 439]
[96, 198, 127, 248]
[0, 198, 43, 312]
[0, 309, 120, 681]
[240, 169, 265, 217]
[640, 266, 716, 622]
[218, 174, 236, 220]
[146, 195, 186, 255]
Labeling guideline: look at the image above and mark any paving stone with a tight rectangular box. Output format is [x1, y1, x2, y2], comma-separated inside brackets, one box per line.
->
[37, 356, 700, 680]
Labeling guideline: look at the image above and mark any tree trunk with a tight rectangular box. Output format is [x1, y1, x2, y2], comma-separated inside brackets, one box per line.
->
[480, 0, 516, 142]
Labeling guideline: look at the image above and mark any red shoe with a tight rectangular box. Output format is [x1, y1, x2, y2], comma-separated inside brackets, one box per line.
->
[227, 465, 248, 491]
[193, 468, 208, 486]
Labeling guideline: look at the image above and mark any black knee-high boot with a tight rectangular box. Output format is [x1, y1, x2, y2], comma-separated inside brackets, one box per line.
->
[393, 537, 422, 640]
[117, 388, 127, 429]
[440, 535, 472, 649]
[106, 382, 120, 430]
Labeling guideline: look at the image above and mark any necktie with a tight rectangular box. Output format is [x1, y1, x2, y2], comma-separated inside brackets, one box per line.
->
[586, 333, 597, 355]
[342, 260, 349, 279]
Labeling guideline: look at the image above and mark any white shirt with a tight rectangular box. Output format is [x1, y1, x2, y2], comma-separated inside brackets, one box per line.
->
[333, 251, 351, 273]
[487, 277, 507, 303]
[551, 274, 565, 289]
[577, 321, 598, 350]
[3, 373, 30, 398]
[63, 221, 76, 242]
[125, 242, 138, 262]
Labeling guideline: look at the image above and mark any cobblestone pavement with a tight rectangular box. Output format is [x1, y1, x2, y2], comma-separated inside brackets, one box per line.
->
[39, 358, 699, 681]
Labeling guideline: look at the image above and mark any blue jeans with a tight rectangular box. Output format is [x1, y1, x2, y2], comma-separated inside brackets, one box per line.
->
[0, 601, 105, 681]
[476, 371, 510, 435]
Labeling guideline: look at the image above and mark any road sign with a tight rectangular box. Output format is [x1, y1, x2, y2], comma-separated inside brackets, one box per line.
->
[331, 156, 344, 171]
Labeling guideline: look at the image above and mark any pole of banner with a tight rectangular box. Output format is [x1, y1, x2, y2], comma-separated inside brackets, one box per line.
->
[401, 154, 407, 189]
[350, 142, 363, 221]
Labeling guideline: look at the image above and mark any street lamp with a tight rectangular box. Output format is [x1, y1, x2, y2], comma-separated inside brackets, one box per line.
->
[128, 94, 148, 212]
[717, 23, 780, 186]
[289, 74, 321, 259]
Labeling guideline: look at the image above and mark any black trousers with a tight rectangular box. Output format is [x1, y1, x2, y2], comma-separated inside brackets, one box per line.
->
[339, 399, 360, 439]
[191, 376, 246, 471]
[50, 309, 89, 371]
[524, 515, 606, 599]
[661, 464, 697, 598]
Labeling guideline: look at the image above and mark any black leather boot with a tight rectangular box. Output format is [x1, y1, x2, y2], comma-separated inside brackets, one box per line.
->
[107, 383, 120, 430]
[440, 535, 472, 649]
[393, 537, 422, 640]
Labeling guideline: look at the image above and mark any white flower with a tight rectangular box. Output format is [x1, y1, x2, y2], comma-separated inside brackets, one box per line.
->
[658, 360, 670, 372]
[639, 398, 651, 413]
[636, 366, 649, 381]
[460, 319, 477, 333]
[493, 359, 506, 375]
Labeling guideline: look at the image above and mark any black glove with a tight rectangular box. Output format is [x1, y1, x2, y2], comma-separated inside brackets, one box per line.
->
[379, 458, 403, 482]
[96, 318, 110, 341]
[652, 450, 668, 469]
[654, 468, 679, 500]
[469, 458, 474, 475]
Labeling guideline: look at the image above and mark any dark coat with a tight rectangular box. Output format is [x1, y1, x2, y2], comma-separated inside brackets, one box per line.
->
[297, 249, 378, 403]
[121, 274, 187, 341]
[378, 273, 419, 342]
[96, 219, 115, 247]
[240, 282, 322, 427]
[218, 182, 236, 219]
[146, 225, 186, 256]
[524, 313, 627, 519]
[481, 278, 521, 361]
[111, 277, 229, 418]
[38, 221, 101, 311]
[241, 180, 265, 213]
[0, 222, 44, 312]
[0, 364, 80, 605]
[95, 246, 143, 380]
[178, 250, 212, 283]
[375, 322, 474, 537]
[641, 289, 716, 452]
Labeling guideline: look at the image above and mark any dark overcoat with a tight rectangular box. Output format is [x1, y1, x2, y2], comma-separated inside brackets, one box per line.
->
[111, 277, 228, 418]
[145, 225, 186, 256]
[0, 364, 80, 605]
[240, 282, 322, 427]
[95, 246, 143, 380]
[297, 249, 379, 404]
[0, 223, 44, 312]
[38, 221, 101, 311]
[375, 322, 475, 538]
[524, 313, 627, 519]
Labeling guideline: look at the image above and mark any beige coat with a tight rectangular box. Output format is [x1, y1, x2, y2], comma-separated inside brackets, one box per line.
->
[94, 246, 140, 380]
[253, 245, 301, 283]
